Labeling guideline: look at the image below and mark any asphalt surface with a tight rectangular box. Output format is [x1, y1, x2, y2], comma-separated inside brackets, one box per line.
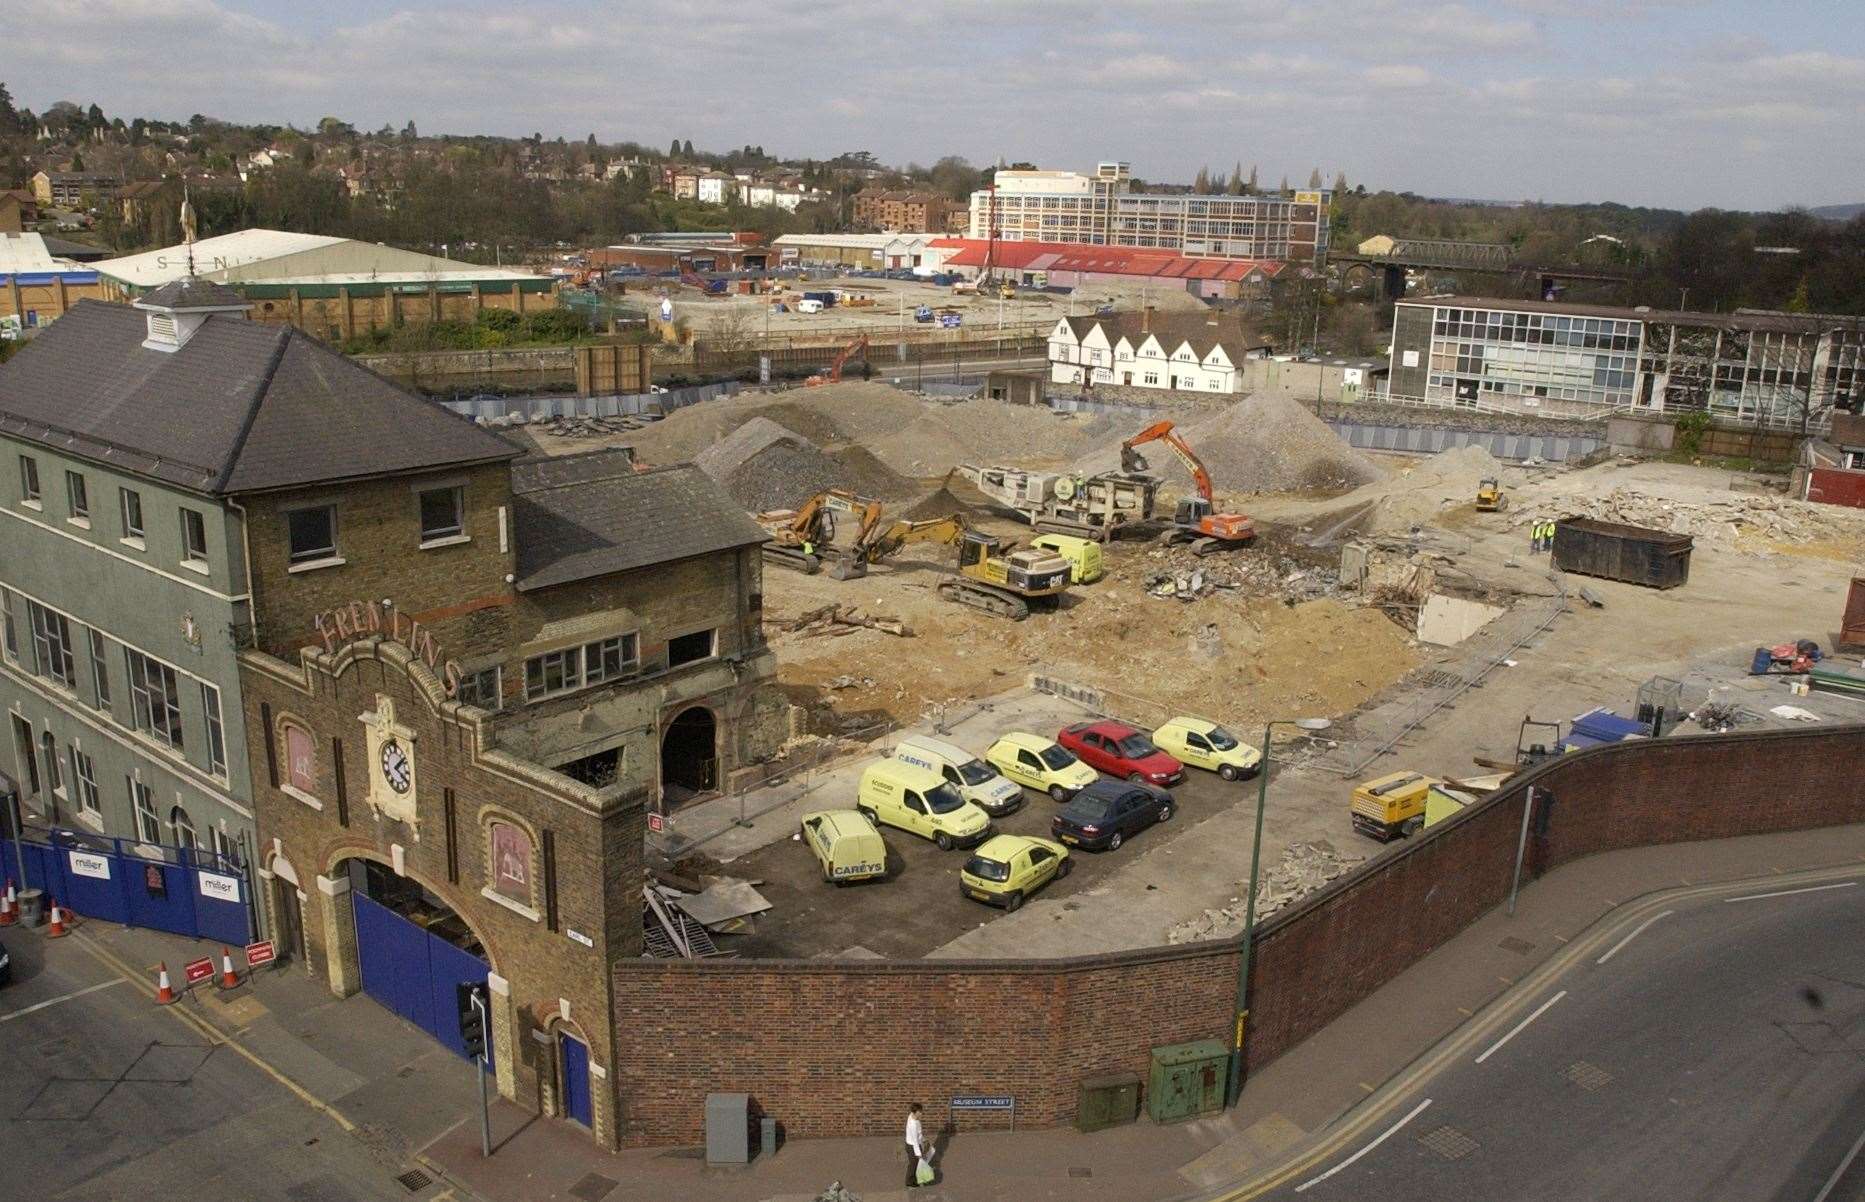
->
[1263, 871, 1865, 1202]
[0, 927, 419, 1201]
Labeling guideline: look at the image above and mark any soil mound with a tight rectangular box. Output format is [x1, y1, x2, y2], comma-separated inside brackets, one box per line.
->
[1076, 393, 1385, 494]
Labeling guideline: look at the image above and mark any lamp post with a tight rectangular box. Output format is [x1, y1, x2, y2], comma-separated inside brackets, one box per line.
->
[1227, 716, 1331, 1107]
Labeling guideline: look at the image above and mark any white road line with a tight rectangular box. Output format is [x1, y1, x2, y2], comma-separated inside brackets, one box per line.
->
[1812, 1123, 1865, 1202]
[1723, 881, 1858, 904]
[1294, 1098, 1433, 1194]
[0, 978, 123, 1023]
[1475, 990, 1567, 1065]
[1596, 910, 1674, 965]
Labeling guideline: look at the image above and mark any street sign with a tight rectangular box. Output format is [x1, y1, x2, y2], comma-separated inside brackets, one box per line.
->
[181, 956, 216, 986]
[647, 813, 666, 834]
[949, 1094, 1016, 1131]
[245, 940, 276, 968]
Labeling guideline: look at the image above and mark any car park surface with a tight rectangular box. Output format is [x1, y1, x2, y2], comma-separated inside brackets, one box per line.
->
[1058, 720, 1185, 786]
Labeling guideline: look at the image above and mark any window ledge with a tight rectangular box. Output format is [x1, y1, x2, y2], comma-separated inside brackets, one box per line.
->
[281, 784, 324, 811]
[178, 558, 211, 576]
[120, 536, 146, 551]
[74, 808, 105, 833]
[286, 555, 346, 575]
[418, 533, 470, 551]
[66, 516, 91, 530]
[480, 886, 541, 922]
[20, 499, 42, 512]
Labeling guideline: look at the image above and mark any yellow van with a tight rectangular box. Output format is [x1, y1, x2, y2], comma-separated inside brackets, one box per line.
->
[985, 731, 1099, 801]
[1031, 534, 1105, 584]
[800, 808, 888, 883]
[1350, 771, 1439, 842]
[858, 760, 992, 850]
[892, 735, 1024, 816]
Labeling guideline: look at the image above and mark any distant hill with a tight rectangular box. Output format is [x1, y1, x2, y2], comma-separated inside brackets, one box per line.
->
[1809, 203, 1865, 221]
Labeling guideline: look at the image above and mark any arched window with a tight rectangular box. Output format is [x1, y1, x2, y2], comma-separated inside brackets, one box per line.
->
[41, 731, 62, 795]
[283, 723, 315, 794]
[170, 805, 197, 849]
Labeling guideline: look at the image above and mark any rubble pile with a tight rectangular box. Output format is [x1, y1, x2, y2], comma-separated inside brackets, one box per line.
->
[1166, 841, 1367, 944]
[1520, 487, 1865, 548]
[694, 417, 851, 510]
[535, 413, 655, 438]
[1139, 543, 1340, 604]
[1075, 393, 1386, 494]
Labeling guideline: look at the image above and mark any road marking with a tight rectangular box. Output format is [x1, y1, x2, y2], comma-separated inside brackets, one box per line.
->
[1723, 882, 1857, 904]
[1293, 1098, 1432, 1193]
[1475, 990, 1566, 1065]
[0, 978, 123, 1023]
[1596, 910, 1674, 965]
[1813, 1123, 1865, 1202]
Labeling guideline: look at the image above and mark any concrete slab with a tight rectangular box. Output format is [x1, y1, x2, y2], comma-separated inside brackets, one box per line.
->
[1416, 593, 1506, 646]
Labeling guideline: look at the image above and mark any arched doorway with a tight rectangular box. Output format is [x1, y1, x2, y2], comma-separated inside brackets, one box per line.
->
[341, 856, 493, 1061]
[660, 707, 717, 806]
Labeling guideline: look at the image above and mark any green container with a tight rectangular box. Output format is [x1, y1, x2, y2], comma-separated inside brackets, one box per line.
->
[1075, 1072, 1141, 1133]
[1147, 1039, 1228, 1123]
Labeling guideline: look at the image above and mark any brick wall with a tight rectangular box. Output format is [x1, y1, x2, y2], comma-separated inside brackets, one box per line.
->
[611, 724, 1865, 1145]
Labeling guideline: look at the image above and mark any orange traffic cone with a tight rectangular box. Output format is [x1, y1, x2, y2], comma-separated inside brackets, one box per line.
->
[46, 897, 68, 937]
[218, 946, 239, 990]
[155, 961, 177, 1005]
[0, 878, 16, 926]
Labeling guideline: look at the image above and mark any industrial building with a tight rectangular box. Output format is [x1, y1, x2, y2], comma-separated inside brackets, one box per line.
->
[93, 229, 557, 339]
[928, 237, 1288, 299]
[771, 232, 940, 270]
[1387, 295, 1865, 427]
[0, 232, 112, 327]
[969, 162, 1331, 266]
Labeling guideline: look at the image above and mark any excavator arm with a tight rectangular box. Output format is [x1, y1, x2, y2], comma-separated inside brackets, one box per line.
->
[827, 335, 870, 383]
[1119, 420, 1215, 503]
[858, 513, 968, 563]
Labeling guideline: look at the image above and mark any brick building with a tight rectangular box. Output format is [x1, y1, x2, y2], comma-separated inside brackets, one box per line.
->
[853, 189, 957, 233]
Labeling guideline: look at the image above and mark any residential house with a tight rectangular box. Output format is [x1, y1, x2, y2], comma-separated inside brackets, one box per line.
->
[853, 189, 956, 234]
[0, 190, 40, 233]
[695, 174, 738, 205]
[30, 170, 124, 210]
[1048, 309, 1263, 394]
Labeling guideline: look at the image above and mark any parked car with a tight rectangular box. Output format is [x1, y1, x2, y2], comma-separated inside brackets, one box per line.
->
[800, 809, 888, 884]
[891, 735, 1022, 817]
[1050, 778, 1174, 851]
[857, 760, 992, 851]
[959, 835, 1071, 910]
[1057, 721, 1184, 786]
[984, 731, 1098, 801]
[1152, 716, 1261, 781]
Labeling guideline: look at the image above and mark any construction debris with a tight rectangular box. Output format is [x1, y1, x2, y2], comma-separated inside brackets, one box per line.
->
[1165, 841, 1366, 943]
[672, 878, 774, 928]
[1517, 487, 1865, 549]
[789, 604, 914, 638]
[1141, 543, 1338, 603]
[539, 413, 656, 438]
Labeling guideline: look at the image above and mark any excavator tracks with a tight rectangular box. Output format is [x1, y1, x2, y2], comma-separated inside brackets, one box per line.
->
[937, 580, 1030, 621]
[761, 546, 821, 575]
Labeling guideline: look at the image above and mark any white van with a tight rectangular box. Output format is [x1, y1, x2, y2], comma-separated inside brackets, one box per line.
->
[795, 298, 824, 314]
[891, 735, 1024, 817]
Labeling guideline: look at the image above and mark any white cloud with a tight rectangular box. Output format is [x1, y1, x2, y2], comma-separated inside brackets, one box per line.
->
[1364, 64, 1433, 89]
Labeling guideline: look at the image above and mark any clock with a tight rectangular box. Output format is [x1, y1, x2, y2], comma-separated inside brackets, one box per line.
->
[380, 740, 412, 794]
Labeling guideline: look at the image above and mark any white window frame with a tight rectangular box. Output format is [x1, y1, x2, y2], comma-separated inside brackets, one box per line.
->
[87, 627, 110, 710]
[131, 777, 160, 844]
[200, 681, 226, 777]
[41, 731, 63, 798]
[180, 506, 209, 569]
[0, 587, 16, 664]
[65, 470, 89, 525]
[285, 504, 339, 566]
[27, 599, 77, 690]
[125, 647, 184, 752]
[70, 747, 99, 820]
[522, 633, 639, 701]
[19, 454, 41, 507]
[119, 486, 145, 546]
[417, 485, 466, 546]
[170, 804, 197, 850]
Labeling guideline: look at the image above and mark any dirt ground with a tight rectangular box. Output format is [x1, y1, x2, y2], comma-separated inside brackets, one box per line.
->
[651, 272, 1076, 342]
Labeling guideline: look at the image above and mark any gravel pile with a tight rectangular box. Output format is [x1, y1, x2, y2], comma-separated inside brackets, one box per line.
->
[695, 417, 852, 511]
[867, 399, 1120, 477]
[1069, 280, 1208, 313]
[1075, 393, 1386, 494]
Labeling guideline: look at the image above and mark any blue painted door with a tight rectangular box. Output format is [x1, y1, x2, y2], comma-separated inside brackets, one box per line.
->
[559, 1032, 592, 1127]
[352, 891, 489, 1062]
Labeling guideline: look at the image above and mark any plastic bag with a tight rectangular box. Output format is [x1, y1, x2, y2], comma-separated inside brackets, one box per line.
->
[915, 1156, 936, 1186]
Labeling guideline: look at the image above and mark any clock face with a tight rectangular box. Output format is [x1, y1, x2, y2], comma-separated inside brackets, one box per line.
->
[380, 740, 412, 794]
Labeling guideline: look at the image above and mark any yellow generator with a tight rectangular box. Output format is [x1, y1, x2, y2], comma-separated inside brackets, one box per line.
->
[1350, 771, 1439, 842]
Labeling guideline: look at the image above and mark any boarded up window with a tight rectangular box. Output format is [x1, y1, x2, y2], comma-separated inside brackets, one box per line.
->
[285, 725, 315, 793]
[489, 820, 531, 902]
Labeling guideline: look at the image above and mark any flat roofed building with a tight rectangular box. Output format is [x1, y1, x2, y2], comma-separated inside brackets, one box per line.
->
[1388, 295, 1865, 427]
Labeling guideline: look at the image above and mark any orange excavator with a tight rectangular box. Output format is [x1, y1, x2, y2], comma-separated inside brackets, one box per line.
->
[1119, 419, 1255, 554]
[805, 335, 869, 387]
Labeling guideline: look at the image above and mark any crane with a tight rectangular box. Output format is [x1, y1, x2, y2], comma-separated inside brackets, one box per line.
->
[805, 335, 869, 387]
[1118, 420, 1255, 554]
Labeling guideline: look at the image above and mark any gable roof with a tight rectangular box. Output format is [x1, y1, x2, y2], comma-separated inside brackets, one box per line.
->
[1064, 311, 1265, 361]
[0, 300, 517, 495]
[510, 459, 767, 592]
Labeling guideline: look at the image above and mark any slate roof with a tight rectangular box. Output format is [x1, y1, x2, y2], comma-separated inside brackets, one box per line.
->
[510, 459, 767, 592]
[1062, 311, 1265, 360]
[0, 300, 517, 494]
[135, 277, 249, 310]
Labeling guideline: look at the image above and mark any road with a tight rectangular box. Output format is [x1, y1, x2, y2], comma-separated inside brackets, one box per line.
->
[0, 927, 433, 1201]
[1249, 869, 1865, 1202]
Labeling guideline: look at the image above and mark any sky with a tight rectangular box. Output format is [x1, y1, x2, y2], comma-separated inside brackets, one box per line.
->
[8, 0, 1863, 212]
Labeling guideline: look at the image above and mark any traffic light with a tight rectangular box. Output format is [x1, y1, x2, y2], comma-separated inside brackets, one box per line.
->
[457, 982, 487, 1059]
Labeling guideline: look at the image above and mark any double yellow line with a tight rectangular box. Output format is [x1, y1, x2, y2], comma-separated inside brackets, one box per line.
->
[1210, 860, 1865, 1199]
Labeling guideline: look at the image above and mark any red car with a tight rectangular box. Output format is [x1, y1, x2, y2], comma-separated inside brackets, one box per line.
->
[1057, 721, 1184, 787]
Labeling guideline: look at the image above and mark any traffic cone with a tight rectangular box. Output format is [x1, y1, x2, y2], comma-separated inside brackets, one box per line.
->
[155, 961, 177, 1005]
[0, 878, 16, 926]
[46, 897, 68, 938]
[218, 946, 239, 990]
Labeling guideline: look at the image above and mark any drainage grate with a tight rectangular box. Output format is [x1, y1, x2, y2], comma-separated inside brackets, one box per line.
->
[1497, 936, 1536, 956]
[1416, 1125, 1480, 1161]
[1563, 1061, 1613, 1092]
[394, 1169, 431, 1193]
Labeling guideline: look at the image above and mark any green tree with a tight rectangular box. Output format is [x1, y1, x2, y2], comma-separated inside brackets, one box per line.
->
[1307, 167, 1323, 188]
[669, 138, 681, 157]
[0, 82, 21, 137]
[1227, 162, 1244, 195]
[69, 149, 85, 170]
[1246, 164, 1258, 194]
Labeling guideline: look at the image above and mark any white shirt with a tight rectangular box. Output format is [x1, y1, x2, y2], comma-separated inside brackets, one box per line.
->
[905, 1113, 923, 1154]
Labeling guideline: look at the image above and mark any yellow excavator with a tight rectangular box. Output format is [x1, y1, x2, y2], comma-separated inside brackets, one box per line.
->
[1475, 477, 1508, 512]
[756, 489, 887, 576]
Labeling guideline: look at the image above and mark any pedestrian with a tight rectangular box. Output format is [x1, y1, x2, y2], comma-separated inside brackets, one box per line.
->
[1528, 519, 1542, 554]
[1543, 519, 1557, 554]
[904, 1102, 927, 1189]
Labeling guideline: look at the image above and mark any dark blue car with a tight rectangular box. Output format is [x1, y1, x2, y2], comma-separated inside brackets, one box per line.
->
[1050, 778, 1174, 852]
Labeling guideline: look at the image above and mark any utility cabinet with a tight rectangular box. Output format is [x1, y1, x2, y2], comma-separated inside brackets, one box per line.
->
[704, 1092, 752, 1164]
[1075, 1072, 1141, 1132]
[1147, 1040, 1228, 1123]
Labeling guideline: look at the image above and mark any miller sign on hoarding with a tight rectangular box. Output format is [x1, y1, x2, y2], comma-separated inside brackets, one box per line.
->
[68, 850, 111, 880]
[198, 871, 241, 904]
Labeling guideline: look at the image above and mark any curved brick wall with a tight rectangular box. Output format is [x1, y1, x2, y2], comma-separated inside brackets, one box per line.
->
[612, 725, 1865, 1145]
